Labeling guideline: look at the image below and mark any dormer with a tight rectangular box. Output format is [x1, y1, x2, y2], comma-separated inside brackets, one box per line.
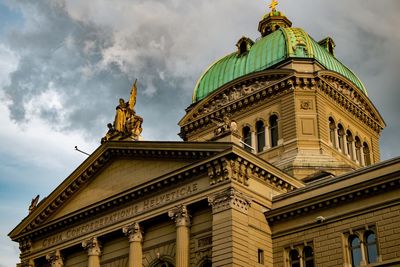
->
[236, 37, 254, 56]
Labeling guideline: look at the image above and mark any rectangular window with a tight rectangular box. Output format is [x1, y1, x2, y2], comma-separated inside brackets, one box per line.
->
[258, 249, 264, 264]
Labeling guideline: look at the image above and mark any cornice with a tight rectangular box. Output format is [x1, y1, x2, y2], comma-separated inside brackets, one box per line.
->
[179, 70, 296, 140]
[12, 143, 304, 244]
[265, 157, 400, 224]
[9, 141, 234, 240]
[317, 73, 384, 133]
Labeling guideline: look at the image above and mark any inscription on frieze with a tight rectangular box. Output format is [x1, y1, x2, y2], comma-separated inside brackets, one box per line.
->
[40, 182, 200, 249]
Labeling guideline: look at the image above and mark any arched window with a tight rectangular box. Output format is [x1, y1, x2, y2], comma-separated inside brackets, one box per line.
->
[346, 130, 354, 159]
[355, 136, 362, 163]
[329, 117, 336, 147]
[256, 121, 265, 153]
[349, 236, 362, 267]
[365, 231, 378, 264]
[239, 42, 248, 55]
[363, 142, 371, 166]
[337, 124, 345, 152]
[243, 126, 252, 152]
[270, 115, 279, 148]
[289, 249, 300, 267]
[303, 246, 315, 267]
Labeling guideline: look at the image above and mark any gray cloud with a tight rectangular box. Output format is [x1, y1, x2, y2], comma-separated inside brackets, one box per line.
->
[1, 0, 399, 155]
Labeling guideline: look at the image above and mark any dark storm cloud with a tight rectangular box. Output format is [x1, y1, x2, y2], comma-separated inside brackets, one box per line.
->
[1, 0, 399, 154]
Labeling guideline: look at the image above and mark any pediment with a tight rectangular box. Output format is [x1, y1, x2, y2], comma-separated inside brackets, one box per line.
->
[179, 69, 295, 139]
[318, 71, 385, 131]
[9, 141, 232, 240]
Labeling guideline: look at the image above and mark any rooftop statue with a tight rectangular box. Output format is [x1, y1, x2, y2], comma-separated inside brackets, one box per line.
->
[102, 79, 143, 143]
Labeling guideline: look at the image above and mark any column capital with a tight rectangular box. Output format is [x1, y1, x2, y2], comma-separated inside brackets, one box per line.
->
[208, 187, 252, 214]
[122, 222, 143, 243]
[82, 237, 101, 256]
[46, 250, 63, 267]
[20, 259, 35, 267]
[168, 205, 190, 227]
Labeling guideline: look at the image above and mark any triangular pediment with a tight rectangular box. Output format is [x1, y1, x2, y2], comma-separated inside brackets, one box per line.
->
[9, 141, 232, 240]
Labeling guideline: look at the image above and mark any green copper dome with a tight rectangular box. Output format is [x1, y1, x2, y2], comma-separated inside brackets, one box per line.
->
[193, 28, 367, 102]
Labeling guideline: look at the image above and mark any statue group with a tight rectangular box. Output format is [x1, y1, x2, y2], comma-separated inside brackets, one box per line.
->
[102, 80, 143, 143]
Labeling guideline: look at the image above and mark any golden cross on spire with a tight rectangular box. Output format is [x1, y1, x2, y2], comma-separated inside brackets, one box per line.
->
[269, 0, 278, 13]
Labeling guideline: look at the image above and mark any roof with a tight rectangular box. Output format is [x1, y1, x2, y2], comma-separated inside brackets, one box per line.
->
[193, 27, 367, 102]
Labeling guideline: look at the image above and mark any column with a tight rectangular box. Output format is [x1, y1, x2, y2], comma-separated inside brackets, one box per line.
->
[351, 141, 357, 161]
[343, 133, 349, 155]
[251, 131, 258, 154]
[82, 237, 101, 267]
[208, 188, 252, 266]
[168, 205, 190, 267]
[251, 131, 256, 153]
[46, 250, 63, 267]
[264, 125, 270, 150]
[334, 127, 339, 150]
[360, 147, 365, 166]
[123, 222, 143, 267]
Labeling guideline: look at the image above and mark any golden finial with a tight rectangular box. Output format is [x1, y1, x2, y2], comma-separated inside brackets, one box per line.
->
[269, 0, 278, 13]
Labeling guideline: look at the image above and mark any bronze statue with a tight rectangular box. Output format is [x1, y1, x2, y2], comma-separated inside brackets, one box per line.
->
[105, 79, 143, 142]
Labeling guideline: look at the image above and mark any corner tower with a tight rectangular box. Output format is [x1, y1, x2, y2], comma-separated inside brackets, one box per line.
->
[179, 2, 385, 180]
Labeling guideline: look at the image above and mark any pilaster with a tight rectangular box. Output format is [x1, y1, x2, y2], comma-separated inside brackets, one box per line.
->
[208, 188, 252, 266]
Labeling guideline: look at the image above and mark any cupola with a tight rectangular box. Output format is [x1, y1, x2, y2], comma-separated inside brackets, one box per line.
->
[258, 0, 292, 37]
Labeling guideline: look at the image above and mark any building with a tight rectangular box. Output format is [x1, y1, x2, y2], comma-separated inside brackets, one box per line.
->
[9, 1, 400, 267]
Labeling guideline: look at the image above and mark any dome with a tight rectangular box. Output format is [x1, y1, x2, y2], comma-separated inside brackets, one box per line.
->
[193, 27, 367, 102]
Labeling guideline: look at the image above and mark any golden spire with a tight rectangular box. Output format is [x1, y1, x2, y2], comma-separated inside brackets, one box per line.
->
[269, 0, 278, 14]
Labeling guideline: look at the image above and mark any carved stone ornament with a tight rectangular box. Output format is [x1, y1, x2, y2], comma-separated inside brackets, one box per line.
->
[82, 237, 101, 256]
[168, 205, 191, 227]
[300, 100, 312, 110]
[19, 239, 32, 254]
[210, 114, 239, 138]
[46, 250, 64, 267]
[122, 222, 143, 243]
[102, 79, 143, 143]
[208, 188, 252, 214]
[20, 259, 35, 267]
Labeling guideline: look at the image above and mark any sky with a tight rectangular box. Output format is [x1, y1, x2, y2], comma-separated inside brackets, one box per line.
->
[0, 0, 399, 265]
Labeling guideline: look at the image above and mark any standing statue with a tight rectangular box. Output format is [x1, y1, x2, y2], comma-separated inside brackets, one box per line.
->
[103, 79, 143, 143]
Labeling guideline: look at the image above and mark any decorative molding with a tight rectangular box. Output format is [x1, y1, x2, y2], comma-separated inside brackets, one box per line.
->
[46, 250, 63, 267]
[19, 238, 32, 254]
[266, 176, 400, 224]
[122, 222, 143, 243]
[300, 100, 312, 110]
[168, 205, 191, 227]
[20, 259, 35, 267]
[180, 72, 295, 139]
[82, 237, 101, 256]
[208, 188, 252, 214]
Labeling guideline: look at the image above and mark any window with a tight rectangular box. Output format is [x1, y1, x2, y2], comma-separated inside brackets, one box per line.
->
[289, 249, 300, 267]
[349, 235, 362, 267]
[286, 244, 315, 267]
[329, 117, 336, 147]
[256, 121, 265, 153]
[344, 228, 379, 266]
[363, 142, 371, 166]
[365, 231, 378, 264]
[303, 246, 314, 267]
[243, 126, 252, 152]
[258, 249, 264, 264]
[337, 124, 345, 152]
[269, 115, 279, 147]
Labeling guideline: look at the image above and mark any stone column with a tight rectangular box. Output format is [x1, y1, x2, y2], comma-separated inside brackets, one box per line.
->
[168, 205, 191, 267]
[123, 222, 143, 267]
[264, 125, 270, 150]
[343, 134, 349, 156]
[251, 131, 256, 153]
[360, 147, 365, 166]
[82, 237, 101, 267]
[46, 250, 63, 267]
[351, 141, 357, 161]
[334, 126, 339, 150]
